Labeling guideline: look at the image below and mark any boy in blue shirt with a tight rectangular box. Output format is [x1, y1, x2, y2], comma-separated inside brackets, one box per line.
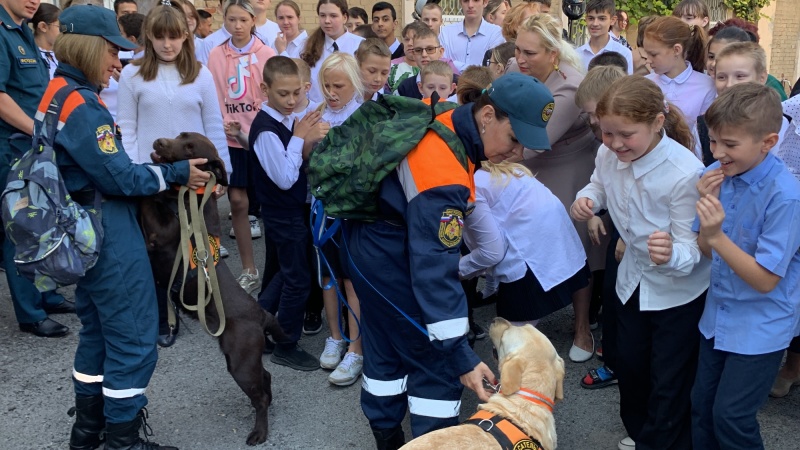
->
[693, 82, 800, 449]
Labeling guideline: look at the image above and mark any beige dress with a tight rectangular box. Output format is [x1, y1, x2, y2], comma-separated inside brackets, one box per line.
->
[507, 59, 609, 272]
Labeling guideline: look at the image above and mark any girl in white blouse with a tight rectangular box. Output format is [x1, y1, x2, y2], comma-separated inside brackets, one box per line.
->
[459, 161, 589, 326]
[274, 0, 308, 58]
[571, 75, 710, 450]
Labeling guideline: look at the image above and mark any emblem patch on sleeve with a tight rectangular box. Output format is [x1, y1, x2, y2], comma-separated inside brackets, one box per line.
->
[542, 102, 555, 122]
[96, 125, 118, 154]
[438, 208, 463, 248]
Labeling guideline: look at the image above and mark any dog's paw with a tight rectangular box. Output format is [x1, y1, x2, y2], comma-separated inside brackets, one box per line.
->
[246, 428, 268, 446]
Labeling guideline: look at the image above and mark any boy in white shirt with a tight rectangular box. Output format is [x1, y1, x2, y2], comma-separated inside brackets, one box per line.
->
[420, 3, 443, 36]
[576, 0, 633, 74]
[438, 0, 505, 72]
[371, 2, 404, 60]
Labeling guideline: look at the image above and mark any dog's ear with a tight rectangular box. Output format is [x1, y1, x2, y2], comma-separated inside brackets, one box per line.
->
[499, 356, 524, 395]
[207, 159, 228, 186]
[554, 355, 565, 402]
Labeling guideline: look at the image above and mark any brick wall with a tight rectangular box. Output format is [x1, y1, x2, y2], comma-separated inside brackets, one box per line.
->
[769, 0, 800, 88]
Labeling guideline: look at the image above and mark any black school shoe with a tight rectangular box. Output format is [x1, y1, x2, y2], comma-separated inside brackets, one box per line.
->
[19, 317, 69, 337]
[45, 300, 76, 314]
[302, 311, 323, 335]
[271, 343, 319, 371]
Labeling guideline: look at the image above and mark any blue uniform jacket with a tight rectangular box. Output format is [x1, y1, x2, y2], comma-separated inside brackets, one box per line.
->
[374, 104, 484, 377]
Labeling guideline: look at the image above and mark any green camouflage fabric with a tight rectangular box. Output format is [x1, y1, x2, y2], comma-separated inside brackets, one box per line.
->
[387, 63, 420, 94]
[308, 95, 468, 221]
[0, 85, 103, 292]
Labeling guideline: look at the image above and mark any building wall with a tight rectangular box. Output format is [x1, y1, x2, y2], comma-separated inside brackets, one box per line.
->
[765, 0, 800, 89]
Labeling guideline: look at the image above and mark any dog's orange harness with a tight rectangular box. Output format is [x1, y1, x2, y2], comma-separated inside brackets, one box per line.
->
[462, 389, 554, 450]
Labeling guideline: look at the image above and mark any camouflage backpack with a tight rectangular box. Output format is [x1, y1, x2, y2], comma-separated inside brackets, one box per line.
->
[308, 95, 469, 221]
[1, 84, 104, 292]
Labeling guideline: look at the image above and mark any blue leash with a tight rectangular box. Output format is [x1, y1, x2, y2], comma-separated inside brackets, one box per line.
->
[309, 200, 429, 338]
[310, 200, 360, 343]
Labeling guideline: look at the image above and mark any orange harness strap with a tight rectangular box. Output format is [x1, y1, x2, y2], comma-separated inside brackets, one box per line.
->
[462, 410, 544, 450]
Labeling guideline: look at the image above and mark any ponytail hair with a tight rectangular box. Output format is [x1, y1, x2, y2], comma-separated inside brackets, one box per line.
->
[645, 16, 707, 72]
[518, 13, 585, 75]
[596, 76, 694, 151]
[301, 0, 349, 68]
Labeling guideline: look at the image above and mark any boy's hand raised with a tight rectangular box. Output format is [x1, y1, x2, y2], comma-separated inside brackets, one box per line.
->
[697, 168, 724, 198]
[696, 194, 726, 243]
[293, 111, 321, 140]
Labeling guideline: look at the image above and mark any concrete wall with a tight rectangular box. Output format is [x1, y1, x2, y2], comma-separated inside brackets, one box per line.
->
[764, 0, 800, 89]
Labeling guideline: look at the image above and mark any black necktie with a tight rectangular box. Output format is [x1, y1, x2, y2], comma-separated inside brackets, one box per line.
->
[332, 41, 339, 52]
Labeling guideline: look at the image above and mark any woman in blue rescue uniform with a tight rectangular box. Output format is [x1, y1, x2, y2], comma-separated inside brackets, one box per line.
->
[49, 6, 209, 450]
[343, 72, 556, 449]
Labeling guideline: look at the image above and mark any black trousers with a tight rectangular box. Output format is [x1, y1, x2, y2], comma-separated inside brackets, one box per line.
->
[616, 287, 706, 450]
[601, 228, 621, 371]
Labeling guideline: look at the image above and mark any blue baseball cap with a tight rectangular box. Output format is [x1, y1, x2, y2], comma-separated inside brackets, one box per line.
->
[486, 72, 555, 150]
[59, 5, 137, 51]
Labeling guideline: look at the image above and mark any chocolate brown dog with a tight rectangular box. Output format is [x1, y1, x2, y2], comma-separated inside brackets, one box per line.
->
[140, 132, 285, 446]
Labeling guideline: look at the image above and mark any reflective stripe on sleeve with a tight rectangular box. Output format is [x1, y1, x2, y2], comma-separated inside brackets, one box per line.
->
[408, 396, 461, 418]
[73, 369, 103, 384]
[426, 317, 469, 341]
[146, 165, 167, 192]
[362, 374, 408, 397]
[102, 387, 147, 399]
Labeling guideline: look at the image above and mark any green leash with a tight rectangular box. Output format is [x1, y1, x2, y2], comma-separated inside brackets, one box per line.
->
[166, 174, 226, 337]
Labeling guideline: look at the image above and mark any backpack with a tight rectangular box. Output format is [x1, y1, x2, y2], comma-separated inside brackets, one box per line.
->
[1, 84, 104, 292]
[308, 94, 469, 221]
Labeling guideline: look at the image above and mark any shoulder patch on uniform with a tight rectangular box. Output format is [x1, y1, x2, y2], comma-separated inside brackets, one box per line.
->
[542, 102, 555, 122]
[17, 46, 25, 55]
[438, 208, 463, 248]
[96, 125, 118, 154]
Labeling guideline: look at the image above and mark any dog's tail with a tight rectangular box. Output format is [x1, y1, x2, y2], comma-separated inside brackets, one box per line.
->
[261, 311, 288, 343]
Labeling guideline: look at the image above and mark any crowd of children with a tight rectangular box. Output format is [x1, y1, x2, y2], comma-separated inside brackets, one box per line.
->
[2, 0, 800, 448]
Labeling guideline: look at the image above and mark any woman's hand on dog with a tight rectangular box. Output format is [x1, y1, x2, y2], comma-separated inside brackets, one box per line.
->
[186, 158, 212, 190]
[460, 362, 497, 402]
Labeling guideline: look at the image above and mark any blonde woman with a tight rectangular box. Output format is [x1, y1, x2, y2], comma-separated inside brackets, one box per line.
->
[507, 13, 607, 363]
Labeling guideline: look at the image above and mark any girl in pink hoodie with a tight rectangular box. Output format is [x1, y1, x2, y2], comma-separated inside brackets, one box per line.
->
[207, 0, 275, 292]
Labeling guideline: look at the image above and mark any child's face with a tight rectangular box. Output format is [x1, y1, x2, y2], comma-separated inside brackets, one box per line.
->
[580, 100, 601, 139]
[421, 9, 442, 35]
[224, 5, 255, 45]
[345, 16, 364, 32]
[706, 39, 729, 78]
[413, 36, 443, 66]
[714, 55, 766, 95]
[461, 0, 487, 21]
[709, 125, 774, 177]
[262, 75, 303, 116]
[360, 54, 391, 96]
[418, 73, 453, 100]
[371, 8, 397, 41]
[486, 2, 508, 27]
[276, 5, 301, 36]
[322, 68, 356, 109]
[197, 17, 213, 38]
[598, 113, 664, 163]
[319, 4, 346, 38]
[150, 33, 187, 63]
[586, 9, 614, 39]
[678, 11, 709, 29]
[403, 31, 417, 63]
[642, 37, 682, 76]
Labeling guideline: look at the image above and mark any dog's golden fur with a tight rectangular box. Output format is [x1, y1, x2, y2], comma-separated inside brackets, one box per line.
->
[400, 318, 565, 450]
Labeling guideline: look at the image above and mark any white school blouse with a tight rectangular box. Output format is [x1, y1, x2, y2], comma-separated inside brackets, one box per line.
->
[575, 135, 710, 310]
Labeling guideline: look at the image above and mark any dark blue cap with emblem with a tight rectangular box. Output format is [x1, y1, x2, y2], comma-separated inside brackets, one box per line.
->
[486, 72, 555, 151]
[59, 5, 136, 51]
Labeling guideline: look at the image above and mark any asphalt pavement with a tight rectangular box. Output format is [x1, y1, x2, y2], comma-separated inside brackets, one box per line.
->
[1, 198, 798, 449]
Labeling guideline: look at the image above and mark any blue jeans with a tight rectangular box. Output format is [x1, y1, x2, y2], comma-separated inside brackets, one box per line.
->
[691, 336, 783, 450]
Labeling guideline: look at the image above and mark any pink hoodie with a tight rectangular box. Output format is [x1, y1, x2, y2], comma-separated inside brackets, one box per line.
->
[206, 37, 276, 147]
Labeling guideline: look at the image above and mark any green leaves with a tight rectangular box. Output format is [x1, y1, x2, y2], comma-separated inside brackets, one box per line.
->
[617, 0, 679, 22]
[722, 0, 770, 22]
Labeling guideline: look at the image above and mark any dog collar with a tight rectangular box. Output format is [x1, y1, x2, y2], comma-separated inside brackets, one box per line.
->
[173, 184, 207, 195]
[463, 410, 545, 450]
[516, 388, 555, 413]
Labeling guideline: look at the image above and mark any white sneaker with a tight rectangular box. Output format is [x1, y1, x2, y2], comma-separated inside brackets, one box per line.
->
[219, 245, 229, 258]
[319, 337, 347, 369]
[237, 269, 259, 294]
[618, 436, 636, 450]
[328, 352, 363, 386]
[249, 215, 262, 239]
[229, 227, 235, 239]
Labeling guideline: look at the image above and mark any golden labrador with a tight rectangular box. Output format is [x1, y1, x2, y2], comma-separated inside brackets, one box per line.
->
[400, 317, 565, 450]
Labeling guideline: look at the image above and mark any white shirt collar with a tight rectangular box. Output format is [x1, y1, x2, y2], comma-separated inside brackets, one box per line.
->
[262, 102, 293, 129]
[658, 63, 693, 85]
